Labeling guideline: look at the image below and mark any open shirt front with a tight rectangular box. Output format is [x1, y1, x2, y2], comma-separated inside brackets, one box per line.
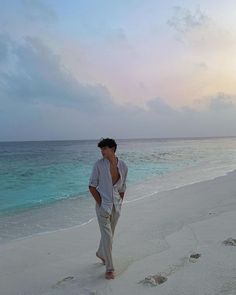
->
[89, 156, 128, 214]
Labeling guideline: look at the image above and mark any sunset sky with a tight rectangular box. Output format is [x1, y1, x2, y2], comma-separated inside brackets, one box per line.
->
[1, 0, 236, 141]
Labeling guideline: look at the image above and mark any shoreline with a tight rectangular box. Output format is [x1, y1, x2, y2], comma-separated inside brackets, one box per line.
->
[0, 168, 236, 294]
[1, 165, 236, 247]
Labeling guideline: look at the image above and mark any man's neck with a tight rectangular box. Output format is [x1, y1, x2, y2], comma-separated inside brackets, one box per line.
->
[106, 155, 118, 164]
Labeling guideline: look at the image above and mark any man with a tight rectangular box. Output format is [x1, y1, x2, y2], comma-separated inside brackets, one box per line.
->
[88, 137, 128, 280]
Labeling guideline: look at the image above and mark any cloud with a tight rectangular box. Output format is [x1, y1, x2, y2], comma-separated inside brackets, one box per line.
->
[0, 35, 116, 114]
[167, 5, 210, 39]
[146, 94, 235, 117]
[167, 5, 236, 50]
[208, 93, 236, 111]
[146, 97, 179, 116]
[193, 92, 236, 111]
[0, 35, 236, 141]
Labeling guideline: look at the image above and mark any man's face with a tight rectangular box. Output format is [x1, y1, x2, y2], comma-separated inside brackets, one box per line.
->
[100, 146, 114, 158]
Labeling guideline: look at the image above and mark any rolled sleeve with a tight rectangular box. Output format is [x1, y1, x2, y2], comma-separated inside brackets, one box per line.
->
[88, 162, 99, 188]
[118, 166, 128, 193]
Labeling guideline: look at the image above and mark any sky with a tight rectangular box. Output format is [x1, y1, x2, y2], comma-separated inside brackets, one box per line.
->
[0, 0, 236, 141]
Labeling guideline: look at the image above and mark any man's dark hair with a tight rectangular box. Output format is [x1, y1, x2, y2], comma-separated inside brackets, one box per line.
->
[97, 137, 117, 152]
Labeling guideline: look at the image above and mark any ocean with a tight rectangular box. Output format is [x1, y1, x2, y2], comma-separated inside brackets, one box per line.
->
[0, 137, 236, 245]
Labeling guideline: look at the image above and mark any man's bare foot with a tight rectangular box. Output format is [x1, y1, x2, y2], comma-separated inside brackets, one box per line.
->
[96, 251, 105, 265]
[105, 271, 115, 279]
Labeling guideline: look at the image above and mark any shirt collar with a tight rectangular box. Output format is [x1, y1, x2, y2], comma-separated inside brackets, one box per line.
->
[103, 156, 120, 166]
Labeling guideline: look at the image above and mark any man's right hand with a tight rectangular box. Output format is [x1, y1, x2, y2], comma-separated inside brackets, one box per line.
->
[89, 186, 101, 206]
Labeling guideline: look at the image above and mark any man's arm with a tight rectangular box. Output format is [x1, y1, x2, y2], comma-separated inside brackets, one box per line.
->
[88, 162, 101, 205]
[89, 186, 101, 205]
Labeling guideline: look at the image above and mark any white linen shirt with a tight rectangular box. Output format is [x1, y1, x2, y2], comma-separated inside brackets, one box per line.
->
[88, 156, 128, 214]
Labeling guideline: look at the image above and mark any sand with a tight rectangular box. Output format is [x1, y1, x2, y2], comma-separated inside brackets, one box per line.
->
[0, 169, 236, 295]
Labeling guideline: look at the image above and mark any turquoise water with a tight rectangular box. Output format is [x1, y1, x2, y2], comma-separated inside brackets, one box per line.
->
[0, 137, 236, 244]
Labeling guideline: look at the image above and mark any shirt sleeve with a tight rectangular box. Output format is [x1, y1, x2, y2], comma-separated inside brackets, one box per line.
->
[118, 165, 128, 193]
[88, 162, 99, 188]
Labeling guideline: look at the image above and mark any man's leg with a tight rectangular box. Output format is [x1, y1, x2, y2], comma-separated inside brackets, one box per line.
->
[96, 237, 105, 265]
[95, 204, 105, 263]
[96, 236, 104, 260]
[96, 204, 115, 272]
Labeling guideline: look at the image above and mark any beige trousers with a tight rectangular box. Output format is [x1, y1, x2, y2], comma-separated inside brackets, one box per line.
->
[95, 202, 121, 272]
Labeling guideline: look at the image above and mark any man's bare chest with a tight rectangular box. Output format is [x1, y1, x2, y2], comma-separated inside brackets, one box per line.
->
[109, 164, 120, 186]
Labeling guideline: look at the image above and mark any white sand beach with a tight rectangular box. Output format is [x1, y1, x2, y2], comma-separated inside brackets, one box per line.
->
[1, 170, 236, 295]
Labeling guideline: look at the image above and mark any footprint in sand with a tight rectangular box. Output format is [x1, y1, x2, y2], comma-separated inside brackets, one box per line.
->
[51, 276, 74, 288]
[189, 252, 201, 263]
[138, 273, 167, 286]
[138, 252, 202, 286]
[222, 237, 236, 246]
